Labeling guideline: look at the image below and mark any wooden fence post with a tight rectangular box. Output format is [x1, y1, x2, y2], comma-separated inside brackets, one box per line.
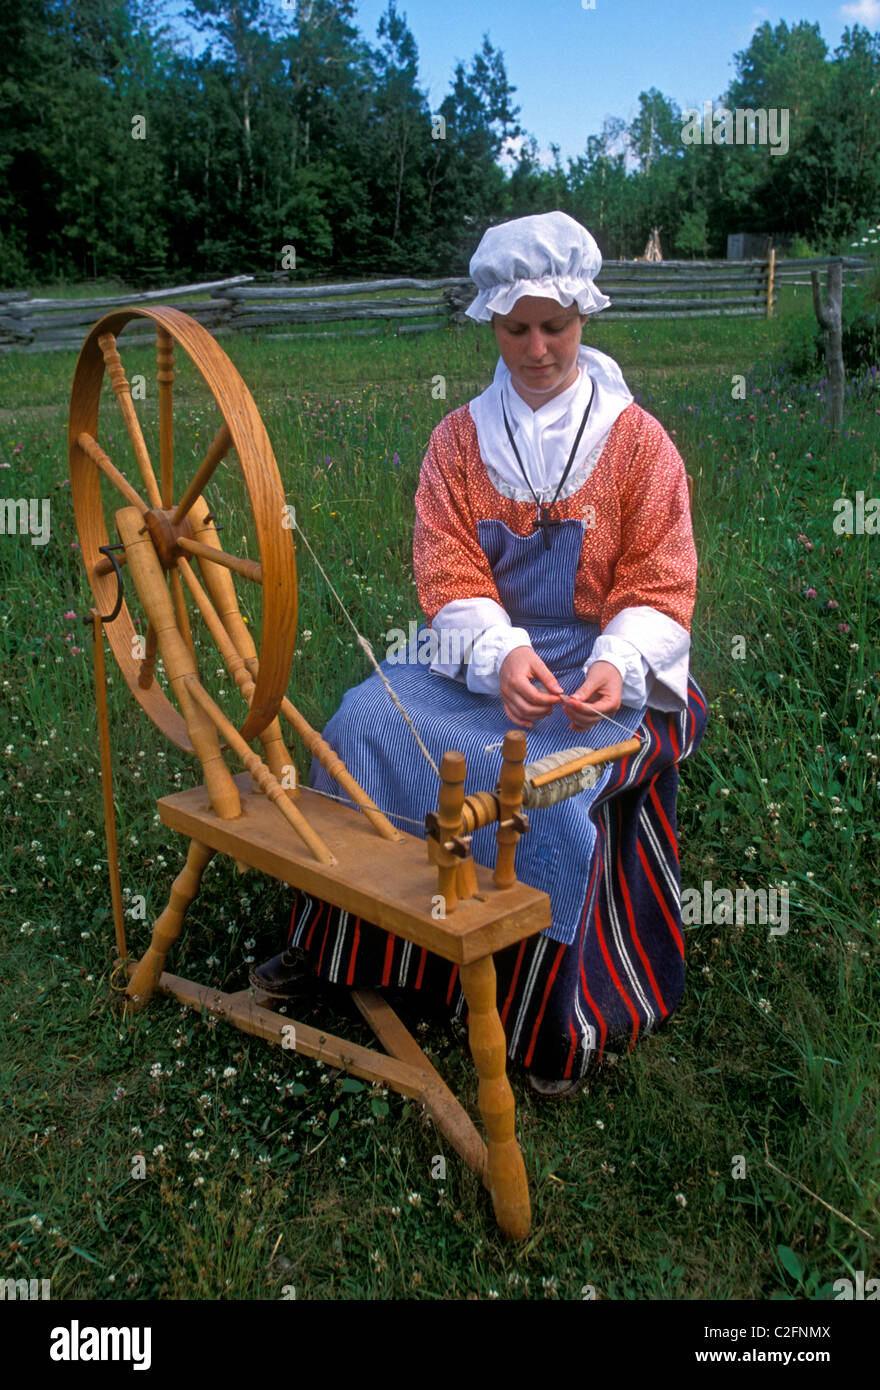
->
[766, 247, 776, 318]
[810, 258, 845, 434]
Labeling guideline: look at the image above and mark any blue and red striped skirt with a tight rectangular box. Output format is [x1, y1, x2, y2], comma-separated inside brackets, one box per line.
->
[287, 673, 707, 1080]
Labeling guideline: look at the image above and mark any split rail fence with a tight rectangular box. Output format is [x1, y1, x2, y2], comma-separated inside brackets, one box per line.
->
[0, 257, 872, 353]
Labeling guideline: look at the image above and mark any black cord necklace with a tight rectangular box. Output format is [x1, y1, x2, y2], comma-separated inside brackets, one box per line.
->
[501, 379, 595, 550]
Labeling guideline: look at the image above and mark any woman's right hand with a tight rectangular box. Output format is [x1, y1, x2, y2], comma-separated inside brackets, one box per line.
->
[499, 646, 564, 727]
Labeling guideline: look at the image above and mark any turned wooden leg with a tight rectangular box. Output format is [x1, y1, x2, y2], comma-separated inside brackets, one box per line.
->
[126, 839, 215, 1011]
[458, 955, 530, 1240]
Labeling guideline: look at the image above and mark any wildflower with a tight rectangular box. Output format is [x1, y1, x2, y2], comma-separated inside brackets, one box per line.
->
[674, 1192, 687, 1208]
[827, 599, 839, 610]
[407, 1192, 422, 1207]
[804, 588, 818, 599]
[757, 998, 771, 1014]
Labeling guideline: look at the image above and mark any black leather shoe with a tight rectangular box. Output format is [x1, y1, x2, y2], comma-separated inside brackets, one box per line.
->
[526, 1071, 587, 1100]
[249, 947, 315, 998]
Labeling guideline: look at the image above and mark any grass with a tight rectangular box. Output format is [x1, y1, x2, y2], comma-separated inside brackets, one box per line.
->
[0, 285, 878, 1300]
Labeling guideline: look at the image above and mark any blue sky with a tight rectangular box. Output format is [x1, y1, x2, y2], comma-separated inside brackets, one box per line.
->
[168, 2, 879, 164]
[345, 0, 877, 161]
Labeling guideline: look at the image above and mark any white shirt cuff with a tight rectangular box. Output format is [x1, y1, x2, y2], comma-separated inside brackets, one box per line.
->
[595, 607, 691, 710]
[428, 598, 532, 696]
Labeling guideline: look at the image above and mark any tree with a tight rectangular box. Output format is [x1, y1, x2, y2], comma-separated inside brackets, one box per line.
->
[367, 2, 430, 258]
[628, 88, 682, 176]
[426, 35, 520, 266]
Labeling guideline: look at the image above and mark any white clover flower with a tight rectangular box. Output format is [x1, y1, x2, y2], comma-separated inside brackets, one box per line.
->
[675, 1192, 687, 1208]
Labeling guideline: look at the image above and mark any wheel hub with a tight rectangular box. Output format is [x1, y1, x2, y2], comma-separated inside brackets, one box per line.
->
[141, 507, 197, 570]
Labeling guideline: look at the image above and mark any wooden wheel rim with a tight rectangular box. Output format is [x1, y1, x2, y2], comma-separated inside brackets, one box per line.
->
[69, 305, 297, 748]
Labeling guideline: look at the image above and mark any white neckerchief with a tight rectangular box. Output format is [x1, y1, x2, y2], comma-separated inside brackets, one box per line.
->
[468, 344, 634, 502]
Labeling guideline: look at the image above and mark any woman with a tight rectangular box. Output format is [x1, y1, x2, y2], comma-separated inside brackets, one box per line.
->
[254, 211, 707, 1095]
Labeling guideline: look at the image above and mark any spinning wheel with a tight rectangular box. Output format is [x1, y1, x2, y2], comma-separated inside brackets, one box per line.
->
[70, 305, 296, 750]
[70, 307, 640, 1241]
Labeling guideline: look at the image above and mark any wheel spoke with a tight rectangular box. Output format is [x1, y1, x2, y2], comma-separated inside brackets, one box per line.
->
[98, 332, 163, 509]
[77, 432, 149, 513]
[169, 566, 197, 662]
[157, 329, 175, 508]
[177, 535, 262, 584]
[171, 422, 233, 526]
[94, 548, 127, 578]
[184, 675, 336, 866]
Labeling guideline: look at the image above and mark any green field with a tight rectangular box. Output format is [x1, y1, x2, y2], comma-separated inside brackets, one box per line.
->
[0, 290, 877, 1300]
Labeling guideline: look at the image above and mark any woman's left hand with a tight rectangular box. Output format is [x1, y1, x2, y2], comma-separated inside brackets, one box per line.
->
[560, 661, 623, 730]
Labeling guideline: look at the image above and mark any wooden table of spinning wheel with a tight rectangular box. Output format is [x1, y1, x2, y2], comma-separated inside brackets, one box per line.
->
[69, 305, 637, 1242]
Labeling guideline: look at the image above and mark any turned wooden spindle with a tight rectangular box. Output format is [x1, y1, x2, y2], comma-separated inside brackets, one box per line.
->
[156, 328, 174, 508]
[98, 332, 163, 509]
[184, 676, 336, 865]
[459, 955, 530, 1240]
[434, 751, 467, 913]
[126, 839, 215, 1010]
[184, 498, 293, 788]
[495, 729, 527, 889]
[115, 506, 241, 821]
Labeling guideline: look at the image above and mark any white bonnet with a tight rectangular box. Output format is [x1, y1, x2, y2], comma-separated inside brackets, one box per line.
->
[465, 211, 611, 322]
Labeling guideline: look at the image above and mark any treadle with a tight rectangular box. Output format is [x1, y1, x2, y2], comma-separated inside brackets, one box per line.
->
[133, 967, 490, 1189]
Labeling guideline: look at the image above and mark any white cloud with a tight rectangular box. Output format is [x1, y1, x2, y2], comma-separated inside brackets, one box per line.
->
[840, 0, 880, 23]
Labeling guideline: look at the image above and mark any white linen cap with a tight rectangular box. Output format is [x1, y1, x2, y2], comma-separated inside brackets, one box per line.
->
[465, 211, 611, 322]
